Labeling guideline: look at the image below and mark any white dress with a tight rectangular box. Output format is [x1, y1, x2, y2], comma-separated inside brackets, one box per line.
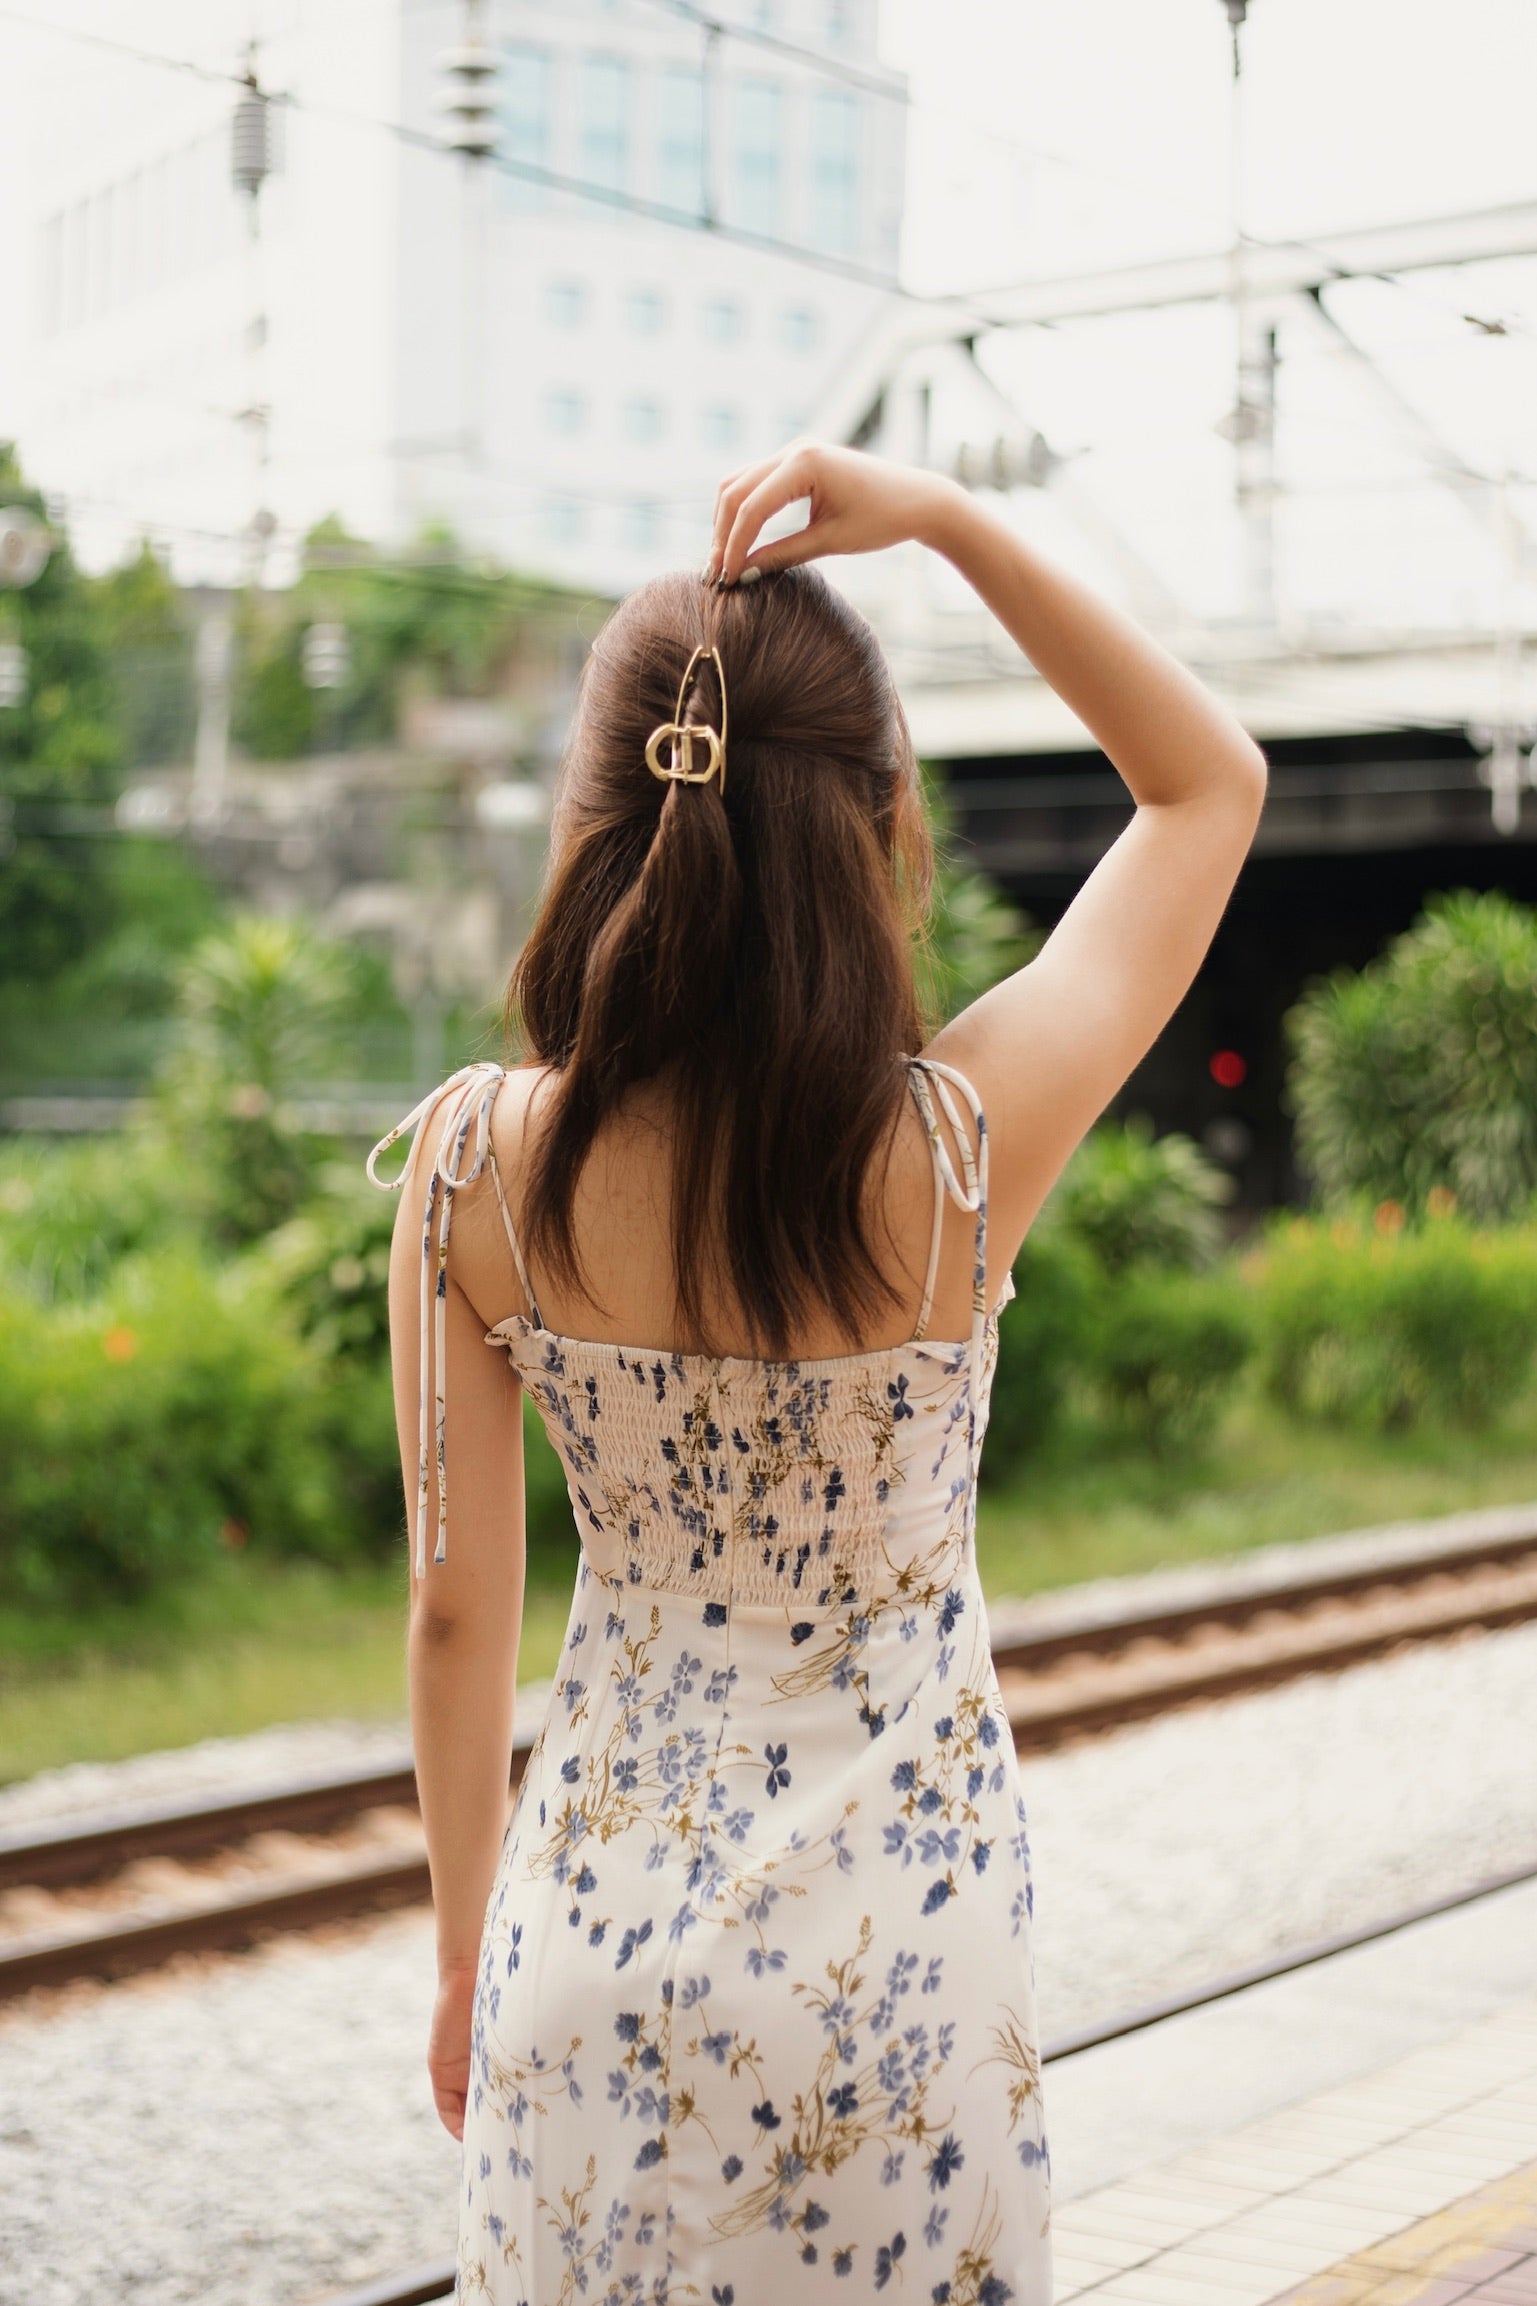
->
[370, 1057, 1051, 2306]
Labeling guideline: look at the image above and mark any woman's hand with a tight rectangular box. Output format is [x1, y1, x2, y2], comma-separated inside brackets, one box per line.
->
[708, 440, 962, 585]
[427, 1959, 478, 2139]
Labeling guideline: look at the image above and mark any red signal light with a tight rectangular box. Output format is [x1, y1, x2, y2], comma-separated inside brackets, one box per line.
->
[1210, 1049, 1246, 1089]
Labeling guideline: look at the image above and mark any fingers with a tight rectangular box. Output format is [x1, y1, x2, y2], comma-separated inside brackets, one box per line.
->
[708, 456, 779, 578]
[719, 449, 817, 582]
[741, 518, 843, 577]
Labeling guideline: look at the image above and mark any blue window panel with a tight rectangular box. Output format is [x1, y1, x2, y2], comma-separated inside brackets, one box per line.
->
[702, 295, 745, 346]
[731, 78, 782, 237]
[544, 388, 588, 436]
[626, 287, 667, 335]
[702, 405, 743, 452]
[580, 55, 629, 195]
[542, 497, 586, 546]
[546, 279, 589, 329]
[501, 46, 552, 211]
[623, 398, 667, 444]
[809, 89, 860, 253]
[657, 65, 705, 217]
[623, 500, 664, 552]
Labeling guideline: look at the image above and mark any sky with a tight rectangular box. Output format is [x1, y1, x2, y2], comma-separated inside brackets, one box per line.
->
[0, 0, 1533, 642]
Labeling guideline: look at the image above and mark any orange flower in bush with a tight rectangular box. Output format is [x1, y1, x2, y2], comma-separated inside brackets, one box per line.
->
[101, 1325, 139, 1363]
[1373, 1200, 1406, 1236]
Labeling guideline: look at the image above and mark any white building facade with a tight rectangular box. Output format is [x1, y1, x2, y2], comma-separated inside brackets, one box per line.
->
[15, 0, 907, 593]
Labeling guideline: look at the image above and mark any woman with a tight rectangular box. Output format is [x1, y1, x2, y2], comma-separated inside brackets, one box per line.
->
[370, 442, 1265, 2304]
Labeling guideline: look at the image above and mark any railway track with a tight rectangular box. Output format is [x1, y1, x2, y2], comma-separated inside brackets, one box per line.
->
[1, 1504, 1534, 2004]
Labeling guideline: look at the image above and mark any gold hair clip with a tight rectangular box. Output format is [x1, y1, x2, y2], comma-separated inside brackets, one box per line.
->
[645, 644, 728, 795]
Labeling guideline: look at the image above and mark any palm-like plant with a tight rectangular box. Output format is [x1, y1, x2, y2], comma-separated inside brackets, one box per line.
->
[1288, 890, 1537, 1224]
[155, 918, 354, 1242]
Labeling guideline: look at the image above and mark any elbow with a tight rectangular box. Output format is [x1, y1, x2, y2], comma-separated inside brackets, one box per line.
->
[409, 1597, 465, 1652]
[1233, 736, 1268, 824]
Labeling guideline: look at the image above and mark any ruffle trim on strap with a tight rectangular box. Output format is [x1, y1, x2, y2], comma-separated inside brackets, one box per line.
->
[366, 1061, 510, 1577]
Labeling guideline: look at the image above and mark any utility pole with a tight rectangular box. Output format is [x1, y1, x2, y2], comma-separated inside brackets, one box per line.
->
[1215, 0, 1277, 628]
[1475, 470, 1536, 834]
[439, 0, 501, 522]
[193, 49, 275, 830]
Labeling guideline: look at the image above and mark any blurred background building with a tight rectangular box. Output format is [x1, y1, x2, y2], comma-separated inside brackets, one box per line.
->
[16, 0, 906, 592]
[1, 0, 1536, 1199]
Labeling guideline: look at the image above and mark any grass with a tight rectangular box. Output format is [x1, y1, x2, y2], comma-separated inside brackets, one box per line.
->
[0, 1551, 579, 1787]
[5, 1385, 1537, 1787]
[977, 1378, 1537, 1597]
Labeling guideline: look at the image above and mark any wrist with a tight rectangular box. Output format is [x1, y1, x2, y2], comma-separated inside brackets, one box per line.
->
[437, 1947, 480, 1981]
[913, 474, 984, 560]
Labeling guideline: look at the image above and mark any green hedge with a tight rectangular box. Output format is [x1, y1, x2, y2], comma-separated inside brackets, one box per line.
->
[0, 1253, 364, 1606]
[1089, 1266, 1254, 1450]
[0, 1241, 580, 1610]
[1254, 1213, 1537, 1430]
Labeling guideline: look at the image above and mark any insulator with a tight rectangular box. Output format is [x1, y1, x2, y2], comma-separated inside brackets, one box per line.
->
[0, 640, 27, 709]
[437, 39, 500, 159]
[302, 622, 351, 691]
[0, 509, 52, 588]
[232, 89, 271, 198]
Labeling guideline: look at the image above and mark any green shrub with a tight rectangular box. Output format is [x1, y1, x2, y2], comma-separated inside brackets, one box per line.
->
[258, 1174, 576, 1566]
[983, 1232, 1097, 1482]
[1287, 890, 1537, 1223]
[1086, 1266, 1254, 1451]
[1255, 1213, 1537, 1430]
[0, 1132, 187, 1305]
[261, 1171, 396, 1367]
[0, 1252, 365, 1607]
[1055, 1116, 1233, 1277]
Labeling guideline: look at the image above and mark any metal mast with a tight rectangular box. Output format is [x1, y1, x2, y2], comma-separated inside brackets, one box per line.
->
[1215, 0, 1277, 628]
[438, 0, 501, 517]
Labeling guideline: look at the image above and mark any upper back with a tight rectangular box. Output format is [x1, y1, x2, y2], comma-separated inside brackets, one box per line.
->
[441, 1056, 1005, 1360]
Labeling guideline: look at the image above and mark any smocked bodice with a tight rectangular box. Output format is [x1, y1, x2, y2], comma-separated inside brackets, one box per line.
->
[487, 1307, 1007, 1609]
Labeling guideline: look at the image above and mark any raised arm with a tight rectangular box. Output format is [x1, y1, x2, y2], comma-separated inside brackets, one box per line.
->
[712, 442, 1267, 1269]
[916, 488, 1267, 1259]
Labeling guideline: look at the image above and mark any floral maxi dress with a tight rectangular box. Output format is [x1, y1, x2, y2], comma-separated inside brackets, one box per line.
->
[369, 1057, 1051, 2306]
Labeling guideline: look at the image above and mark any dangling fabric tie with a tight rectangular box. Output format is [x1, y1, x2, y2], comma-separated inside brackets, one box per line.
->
[367, 1061, 508, 1577]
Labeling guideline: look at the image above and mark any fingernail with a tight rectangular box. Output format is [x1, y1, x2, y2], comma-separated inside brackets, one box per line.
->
[737, 565, 762, 586]
[700, 562, 715, 583]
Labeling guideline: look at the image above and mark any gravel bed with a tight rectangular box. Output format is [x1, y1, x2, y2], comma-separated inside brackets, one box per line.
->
[0, 1719, 416, 1834]
[0, 1687, 551, 1838]
[1, 1623, 1534, 2305]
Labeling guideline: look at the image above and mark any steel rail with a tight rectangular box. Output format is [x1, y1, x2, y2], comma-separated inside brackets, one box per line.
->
[313, 1855, 1537, 2306]
[1, 1519, 1534, 2000]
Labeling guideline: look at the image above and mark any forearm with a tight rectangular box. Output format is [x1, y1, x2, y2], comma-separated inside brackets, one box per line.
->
[409, 1616, 520, 1974]
[922, 483, 1265, 808]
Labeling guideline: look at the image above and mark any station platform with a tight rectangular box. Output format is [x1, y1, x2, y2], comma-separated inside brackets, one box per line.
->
[1047, 1877, 1537, 2304]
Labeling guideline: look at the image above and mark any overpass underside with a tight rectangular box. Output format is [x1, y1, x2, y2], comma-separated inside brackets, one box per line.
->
[938, 730, 1537, 1212]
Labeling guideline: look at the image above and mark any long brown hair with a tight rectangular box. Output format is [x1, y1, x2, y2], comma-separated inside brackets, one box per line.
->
[507, 564, 934, 1356]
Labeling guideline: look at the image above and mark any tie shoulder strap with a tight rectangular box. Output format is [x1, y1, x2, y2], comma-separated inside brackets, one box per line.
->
[904, 1055, 993, 1470]
[366, 1061, 520, 1577]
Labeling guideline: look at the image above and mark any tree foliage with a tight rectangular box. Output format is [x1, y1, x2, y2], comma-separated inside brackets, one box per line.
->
[153, 917, 358, 1242]
[232, 514, 587, 759]
[0, 444, 124, 980]
[917, 769, 1039, 1024]
[1053, 1115, 1233, 1277]
[1287, 890, 1537, 1224]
